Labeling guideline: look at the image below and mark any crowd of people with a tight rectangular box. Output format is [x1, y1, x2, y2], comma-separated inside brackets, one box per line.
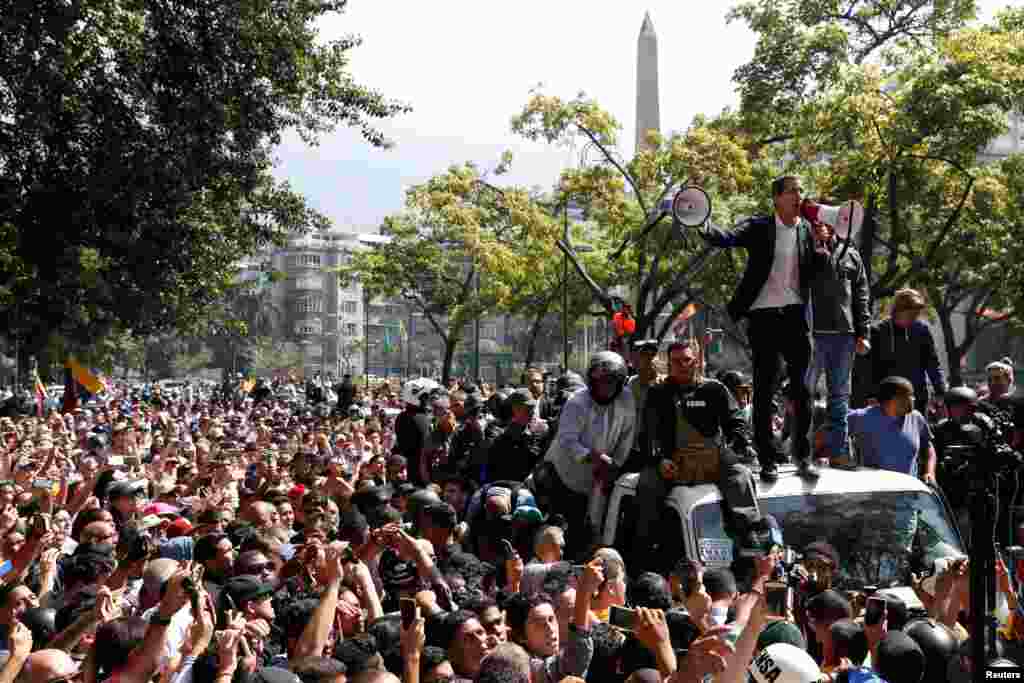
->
[0, 338, 1014, 683]
[0, 172, 1020, 683]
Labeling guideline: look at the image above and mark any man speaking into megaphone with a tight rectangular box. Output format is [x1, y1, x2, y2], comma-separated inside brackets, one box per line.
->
[698, 175, 819, 483]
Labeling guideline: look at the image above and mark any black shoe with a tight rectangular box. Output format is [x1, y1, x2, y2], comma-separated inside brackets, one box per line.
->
[760, 461, 779, 483]
[797, 459, 820, 481]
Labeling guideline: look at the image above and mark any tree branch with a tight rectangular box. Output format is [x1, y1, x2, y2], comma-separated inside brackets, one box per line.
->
[924, 176, 974, 265]
[649, 246, 717, 317]
[576, 125, 648, 217]
[556, 240, 613, 314]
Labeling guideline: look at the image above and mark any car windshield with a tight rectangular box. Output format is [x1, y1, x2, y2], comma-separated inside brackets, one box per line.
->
[693, 490, 963, 590]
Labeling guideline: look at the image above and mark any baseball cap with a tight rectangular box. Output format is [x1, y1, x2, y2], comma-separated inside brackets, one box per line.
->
[224, 575, 275, 608]
[507, 388, 537, 408]
[757, 620, 807, 651]
[107, 479, 148, 499]
[143, 502, 180, 517]
[165, 518, 193, 538]
[803, 541, 839, 568]
[631, 339, 659, 353]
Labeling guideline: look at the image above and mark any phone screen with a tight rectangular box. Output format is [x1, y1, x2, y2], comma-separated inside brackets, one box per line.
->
[609, 605, 636, 631]
[864, 596, 887, 626]
[765, 582, 790, 617]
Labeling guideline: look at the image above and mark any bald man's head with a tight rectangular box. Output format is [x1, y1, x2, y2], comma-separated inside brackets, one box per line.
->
[247, 501, 279, 530]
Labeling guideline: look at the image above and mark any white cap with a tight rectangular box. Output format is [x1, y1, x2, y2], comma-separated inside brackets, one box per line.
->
[749, 643, 822, 683]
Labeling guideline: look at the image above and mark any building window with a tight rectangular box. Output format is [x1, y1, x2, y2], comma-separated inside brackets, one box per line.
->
[341, 301, 358, 314]
[295, 296, 323, 314]
[343, 323, 359, 336]
[294, 275, 321, 290]
[295, 320, 322, 335]
[290, 253, 321, 268]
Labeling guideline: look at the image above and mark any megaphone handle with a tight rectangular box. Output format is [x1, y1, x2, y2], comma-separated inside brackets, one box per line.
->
[835, 202, 855, 263]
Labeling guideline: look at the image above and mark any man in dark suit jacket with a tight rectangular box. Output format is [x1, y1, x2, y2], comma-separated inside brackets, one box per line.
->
[700, 175, 818, 482]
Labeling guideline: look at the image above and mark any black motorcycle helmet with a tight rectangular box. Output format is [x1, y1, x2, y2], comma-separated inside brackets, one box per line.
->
[406, 488, 442, 531]
[943, 386, 978, 408]
[484, 390, 513, 422]
[555, 371, 585, 394]
[587, 351, 628, 406]
[903, 618, 958, 682]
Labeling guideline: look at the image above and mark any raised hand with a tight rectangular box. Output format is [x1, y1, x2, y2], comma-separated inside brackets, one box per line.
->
[9, 621, 32, 660]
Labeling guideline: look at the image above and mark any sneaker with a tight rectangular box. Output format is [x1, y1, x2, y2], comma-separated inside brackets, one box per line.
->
[796, 459, 821, 481]
[830, 453, 857, 470]
[760, 461, 779, 483]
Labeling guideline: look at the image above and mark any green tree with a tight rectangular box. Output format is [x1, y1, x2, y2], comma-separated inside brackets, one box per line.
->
[342, 161, 559, 384]
[729, 2, 1024, 382]
[511, 92, 755, 341]
[249, 337, 304, 375]
[0, 0, 407, 356]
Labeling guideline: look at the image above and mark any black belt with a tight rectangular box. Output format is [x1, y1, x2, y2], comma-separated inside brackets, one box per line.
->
[749, 305, 802, 315]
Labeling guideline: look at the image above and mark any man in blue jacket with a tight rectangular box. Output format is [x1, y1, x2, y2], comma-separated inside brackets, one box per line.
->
[700, 175, 818, 482]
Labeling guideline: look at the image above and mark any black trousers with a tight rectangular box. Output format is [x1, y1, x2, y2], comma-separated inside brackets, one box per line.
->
[530, 462, 592, 560]
[747, 306, 813, 464]
[633, 457, 761, 564]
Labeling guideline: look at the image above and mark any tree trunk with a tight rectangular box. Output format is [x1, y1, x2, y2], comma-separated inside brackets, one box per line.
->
[936, 305, 964, 387]
[441, 339, 457, 386]
[523, 305, 552, 371]
[859, 194, 878, 301]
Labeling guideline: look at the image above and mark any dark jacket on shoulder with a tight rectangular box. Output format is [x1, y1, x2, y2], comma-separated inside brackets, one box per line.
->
[865, 319, 947, 401]
[702, 215, 816, 321]
[809, 239, 871, 337]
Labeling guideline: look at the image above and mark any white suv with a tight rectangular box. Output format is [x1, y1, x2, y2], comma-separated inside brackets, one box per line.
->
[601, 465, 965, 609]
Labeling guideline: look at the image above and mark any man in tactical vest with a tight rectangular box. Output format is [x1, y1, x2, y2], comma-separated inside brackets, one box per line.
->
[632, 338, 773, 573]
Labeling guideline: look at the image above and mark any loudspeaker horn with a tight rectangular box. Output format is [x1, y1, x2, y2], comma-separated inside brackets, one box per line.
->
[801, 200, 864, 240]
[671, 186, 712, 227]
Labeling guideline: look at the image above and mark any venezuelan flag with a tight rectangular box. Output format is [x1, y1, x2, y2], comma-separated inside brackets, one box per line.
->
[33, 369, 48, 417]
[66, 357, 105, 395]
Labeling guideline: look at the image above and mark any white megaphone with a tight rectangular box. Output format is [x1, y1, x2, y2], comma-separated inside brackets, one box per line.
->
[801, 199, 864, 240]
[671, 185, 712, 227]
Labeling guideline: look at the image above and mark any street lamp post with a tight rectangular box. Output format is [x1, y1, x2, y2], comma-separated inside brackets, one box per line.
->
[562, 202, 569, 373]
[363, 292, 370, 389]
[473, 269, 481, 382]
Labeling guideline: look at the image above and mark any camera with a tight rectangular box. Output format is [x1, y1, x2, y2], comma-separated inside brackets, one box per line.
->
[87, 433, 108, 451]
[942, 413, 1023, 478]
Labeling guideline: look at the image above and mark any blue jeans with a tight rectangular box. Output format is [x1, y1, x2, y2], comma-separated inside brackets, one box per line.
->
[812, 334, 856, 457]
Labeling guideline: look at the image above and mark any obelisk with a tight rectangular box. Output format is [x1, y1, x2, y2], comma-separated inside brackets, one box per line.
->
[636, 11, 660, 153]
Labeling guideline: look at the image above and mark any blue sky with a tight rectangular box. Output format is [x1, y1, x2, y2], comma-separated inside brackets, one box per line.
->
[271, 0, 1011, 232]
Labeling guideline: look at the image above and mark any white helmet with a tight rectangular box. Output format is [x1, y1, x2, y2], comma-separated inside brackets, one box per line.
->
[749, 644, 822, 683]
[401, 378, 442, 407]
